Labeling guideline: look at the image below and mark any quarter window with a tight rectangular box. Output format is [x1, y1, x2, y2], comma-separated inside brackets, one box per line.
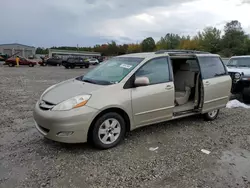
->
[199, 57, 226, 79]
[135, 57, 170, 85]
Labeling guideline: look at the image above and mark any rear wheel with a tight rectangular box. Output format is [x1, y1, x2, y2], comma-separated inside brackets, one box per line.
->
[91, 112, 126, 149]
[203, 109, 220, 121]
[85, 64, 89, 68]
[80, 66, 83, 68]
[29, 63, 34, 67]
[70, 64, 75, 69]
[8, 63, 13, 67]
[65, 65, 69, 69]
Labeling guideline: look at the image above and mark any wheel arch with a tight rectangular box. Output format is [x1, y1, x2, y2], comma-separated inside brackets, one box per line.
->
[87, 107, 131, 142]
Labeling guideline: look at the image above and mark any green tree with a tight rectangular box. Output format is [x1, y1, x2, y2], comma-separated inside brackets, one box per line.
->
[156, 37, 168, 50]
[36, 47, 49, 54]
[164, 33, 181, 49]
[221, 20, 248, 57]
[198, 27, 221, 53]
[141, 37, 156, 52]
[127, 43, 141, 53]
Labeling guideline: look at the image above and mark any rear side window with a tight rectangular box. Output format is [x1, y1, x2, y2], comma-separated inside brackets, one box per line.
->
[199, 57, 227, 79]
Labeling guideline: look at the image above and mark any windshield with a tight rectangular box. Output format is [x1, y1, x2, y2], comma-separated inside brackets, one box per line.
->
[227, 58, 250, 67]
[77, 57, 144, 85]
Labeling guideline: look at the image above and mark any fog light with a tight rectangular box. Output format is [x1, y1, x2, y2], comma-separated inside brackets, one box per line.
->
[57, 131, 74, 137]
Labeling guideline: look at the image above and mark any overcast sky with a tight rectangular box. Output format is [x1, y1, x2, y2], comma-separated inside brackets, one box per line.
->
[1, 0, 250, 47]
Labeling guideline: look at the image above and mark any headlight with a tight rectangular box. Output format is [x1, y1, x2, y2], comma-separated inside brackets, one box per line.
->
[234, 73, 241, 79]
[52, 95, 91, 111]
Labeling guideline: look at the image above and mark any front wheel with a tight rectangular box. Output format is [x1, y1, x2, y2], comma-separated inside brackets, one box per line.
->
[70, 64, 75, 69]
[85, 64, 89, 68]
[242, 88, 250, 104]
[203, 109, 220, 121]
[29, 63, 34, 67]
[91, 112, 126, 149]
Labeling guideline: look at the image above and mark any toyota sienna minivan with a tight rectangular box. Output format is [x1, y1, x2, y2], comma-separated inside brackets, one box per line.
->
[33, 50, 232, 149]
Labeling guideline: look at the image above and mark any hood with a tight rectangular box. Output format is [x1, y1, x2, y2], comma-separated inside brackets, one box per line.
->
[227, 67, 250, 76]
[42, 79, 104, 104]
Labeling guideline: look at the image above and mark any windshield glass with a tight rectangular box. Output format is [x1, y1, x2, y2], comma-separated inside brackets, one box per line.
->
[77, 57, 144, 85]
[227, 58, 250, 67]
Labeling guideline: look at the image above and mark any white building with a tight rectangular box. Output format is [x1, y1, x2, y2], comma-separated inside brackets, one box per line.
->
[0, 43, 36, 58]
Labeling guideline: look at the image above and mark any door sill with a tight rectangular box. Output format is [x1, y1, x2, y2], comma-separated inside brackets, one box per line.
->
[172, 110, 199, 119]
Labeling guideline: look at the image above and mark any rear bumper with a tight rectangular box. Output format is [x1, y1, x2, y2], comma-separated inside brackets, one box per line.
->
[33, 102, 99, 143]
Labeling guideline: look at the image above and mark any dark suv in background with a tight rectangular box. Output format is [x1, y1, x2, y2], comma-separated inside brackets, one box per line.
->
[62, 57, 90, 69]
[227, 55, 250, 102]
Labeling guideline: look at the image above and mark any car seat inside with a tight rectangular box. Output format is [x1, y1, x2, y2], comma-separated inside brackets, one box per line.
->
[171, 57, 201, 113]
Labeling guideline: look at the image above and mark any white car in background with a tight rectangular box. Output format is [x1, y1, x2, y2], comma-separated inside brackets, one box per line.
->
[88, 58, 99, 65]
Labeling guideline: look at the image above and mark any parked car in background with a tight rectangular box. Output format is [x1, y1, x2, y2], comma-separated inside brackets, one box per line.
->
[227, 55, 250, 102]
[5, 57, 36, 67]
[221, 58, 230, 65]
[0, 54, 9, 61]
[38, 56, 49, 66]
[34, 50, 231, 149]
[46, 56, 62, 66]
[62, 57, 90, 69]
[88, 58, 99, 65]
[96, 56, 105, 63]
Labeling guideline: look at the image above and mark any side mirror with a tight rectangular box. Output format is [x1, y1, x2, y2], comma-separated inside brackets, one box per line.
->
[134, 77, 150, 87]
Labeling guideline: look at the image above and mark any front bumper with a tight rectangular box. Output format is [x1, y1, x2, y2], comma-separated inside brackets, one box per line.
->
[231, 79, 250, 94]
[33, 102, 99, 143]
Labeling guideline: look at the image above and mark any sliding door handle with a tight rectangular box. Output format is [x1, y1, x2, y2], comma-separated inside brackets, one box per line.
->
[165, 85, 173, 90]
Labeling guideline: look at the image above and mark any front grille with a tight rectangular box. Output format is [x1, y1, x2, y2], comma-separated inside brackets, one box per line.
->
[39, 100, 55, 110]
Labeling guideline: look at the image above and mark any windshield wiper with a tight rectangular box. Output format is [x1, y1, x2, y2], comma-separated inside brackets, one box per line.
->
[82, 79, 96, 84]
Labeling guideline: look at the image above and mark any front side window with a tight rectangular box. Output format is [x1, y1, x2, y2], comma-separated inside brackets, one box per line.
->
[78, 57, 144, 85]
[227, 58, 250, 68]
[199, 57, 226, 79]
[135, 57, 170, 85]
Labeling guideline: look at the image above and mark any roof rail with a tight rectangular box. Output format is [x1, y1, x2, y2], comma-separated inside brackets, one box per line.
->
[155, 49, 211, 54]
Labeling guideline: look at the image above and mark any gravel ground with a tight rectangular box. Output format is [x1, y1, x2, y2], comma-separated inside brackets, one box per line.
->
[0, 65, 250, 188]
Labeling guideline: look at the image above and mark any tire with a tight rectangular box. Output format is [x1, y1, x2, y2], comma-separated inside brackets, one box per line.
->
[242, 88, 250, 104]
[65, 65, 69, 69]
[70, 64, 75, 69]
[29, 63, 33, 67]
[203, 109, 220, 121]
[85, 64, 89, 68]
[80, 66, 83, 68]
[8, 63, 12, 67]
[91, 112, 126, 149]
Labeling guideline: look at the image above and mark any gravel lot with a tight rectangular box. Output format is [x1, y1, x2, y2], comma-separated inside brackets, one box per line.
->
[1, 65, 250, 188]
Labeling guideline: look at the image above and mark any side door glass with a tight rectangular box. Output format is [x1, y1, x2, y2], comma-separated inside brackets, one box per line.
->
[135, 58, 170, 85]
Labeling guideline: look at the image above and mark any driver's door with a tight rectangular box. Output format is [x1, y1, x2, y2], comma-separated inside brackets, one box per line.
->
[131, 57, 174, 127]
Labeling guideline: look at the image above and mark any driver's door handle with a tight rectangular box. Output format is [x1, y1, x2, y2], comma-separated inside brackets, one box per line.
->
[165, 85, 173, 90]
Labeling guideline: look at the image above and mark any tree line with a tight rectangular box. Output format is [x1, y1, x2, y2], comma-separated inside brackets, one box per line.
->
[36, 20, 250, 57]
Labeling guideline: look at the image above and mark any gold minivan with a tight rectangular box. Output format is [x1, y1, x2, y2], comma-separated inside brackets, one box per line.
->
[33, 50, 232, 149]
